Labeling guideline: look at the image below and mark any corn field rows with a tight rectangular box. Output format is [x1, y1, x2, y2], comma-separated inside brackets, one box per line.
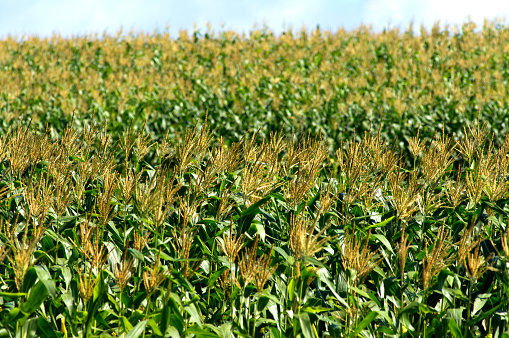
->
[2, 21, 509, 337]
[0, 118, 508, 337]
[1, 21, 509, 159]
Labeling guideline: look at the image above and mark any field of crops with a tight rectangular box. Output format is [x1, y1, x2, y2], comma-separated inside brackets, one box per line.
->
[1, 21, 509, 337]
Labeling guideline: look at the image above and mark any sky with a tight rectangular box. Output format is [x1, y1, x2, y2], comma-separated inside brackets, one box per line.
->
[1, 0, 508, 39]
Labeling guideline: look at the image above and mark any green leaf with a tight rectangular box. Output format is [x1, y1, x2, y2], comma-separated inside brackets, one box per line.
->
[94, 312, 111, 330]
[370, 234, 394, 254]
[306, 190, 321, 210]
[62, 292, 74, 316]
[85, 271, 107, 338]
[472, 293, 490, 316]
[169, 295, 185, 333]
[159, 291, 171, 336]
[120, 316, 133, 332]
[36, 317, 58, 338]
[208, 266, 228, 287]
[33, 250, 54, 265]
[301, 306, 331, 313]
[296, 312, 315, 338]
[254, 220, 266, 241]
[185, 324, 222, 337]
[237, 194, 273, 234]
[61, 266, 72, 290]
[4, 307, 24, 328]
[34, 265, 56, 298]
[301, 256, 327, 269]
[467, 301, 505, 326]
[21, 281, 48, 315]
[166, 327, 180, 338]
[208, 323, 233, 338]
[21, 267, 38, 293]
[269, 327, 283, 338]
[107, 293, 121, 313]
[0, 291, 28, 298]
[184, 303, 203, 327]
[447, 307, 465, 326]
[377, 325, 395, 335]
[349, 286, 371, 299]
[147, 319, 163, 337]
[273, 246, 289, 261]
[126, 320, 148, 338]
[365, 216, 395, 230]
[448, 318, 463, 338]
[57, 215, 78, 229]
[69, 155, 85, 162]
[17, 317, 38, 338]
[257, 296, 270, 312]
[484, 201, 508, 216]
[287, 278, 295, 302]
[348, 311, 378, 337]
[128, 248, 145, 262]
[400, 301, 434, 316]
[315, 269, 349, 307]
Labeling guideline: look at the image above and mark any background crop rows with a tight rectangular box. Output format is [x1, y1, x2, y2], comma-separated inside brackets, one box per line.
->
[1, 21, 509, 162]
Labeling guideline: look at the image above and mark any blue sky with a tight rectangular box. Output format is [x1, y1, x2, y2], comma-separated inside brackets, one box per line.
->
[1, 0, 508, 38]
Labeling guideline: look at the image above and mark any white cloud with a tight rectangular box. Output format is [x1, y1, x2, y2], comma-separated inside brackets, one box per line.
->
[1, 0, 349, 38]
[249, 0, 327, 29]
[164, 0, 330, 36]
[1, 0, 507, 39]
[362, 0, 509, 32]
[1, 0, 170, 37]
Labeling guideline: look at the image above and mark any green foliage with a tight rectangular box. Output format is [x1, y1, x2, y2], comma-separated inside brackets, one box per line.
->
[2, 22, 509, 337]
[2, 21, 509, 164]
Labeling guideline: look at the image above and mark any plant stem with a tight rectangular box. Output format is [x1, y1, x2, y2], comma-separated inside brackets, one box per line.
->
[252, 295, 260, 337]
[246, 294, 251, 333]
[464, 279, 474, 338]
[416, 290, 426, 338]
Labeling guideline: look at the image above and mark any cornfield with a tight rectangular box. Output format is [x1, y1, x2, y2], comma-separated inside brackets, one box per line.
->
[1, 20, 509, 337]
[1, 20, 509, 157]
